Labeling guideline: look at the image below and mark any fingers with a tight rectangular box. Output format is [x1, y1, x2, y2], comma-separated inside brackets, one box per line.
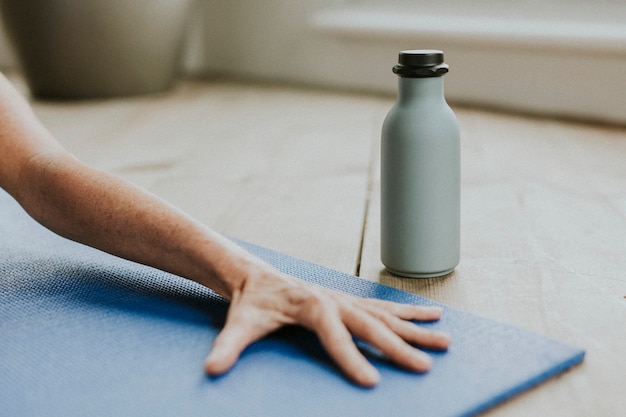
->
[202, 270, 452, 388]
[358, 302, 451, 351]
[341, 307, 435, 374]
[383, 316, 451, 351]
[204, 324, 250, 376]
[306, 295, 449, 387]
[204, 308, 272, 376]
[312, 303, 381, 387]
[364, 298, 445, 322]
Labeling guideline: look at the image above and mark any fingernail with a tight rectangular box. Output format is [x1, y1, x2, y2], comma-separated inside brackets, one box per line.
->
[204, 351, 224, 375]
[203, 357, 216, 375]
[415, 351, 433, 372]
[436, 332, 452, 348]
[360, 366, 381, 387]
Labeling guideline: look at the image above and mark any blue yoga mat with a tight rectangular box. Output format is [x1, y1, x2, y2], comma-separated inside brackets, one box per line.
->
[0, 190, 584, 417]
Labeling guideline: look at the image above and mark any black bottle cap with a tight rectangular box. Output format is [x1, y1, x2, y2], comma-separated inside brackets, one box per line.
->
[392, 50, 449, 78]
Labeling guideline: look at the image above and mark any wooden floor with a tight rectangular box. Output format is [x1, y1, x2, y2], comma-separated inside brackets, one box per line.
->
[20, 75, 626, 416]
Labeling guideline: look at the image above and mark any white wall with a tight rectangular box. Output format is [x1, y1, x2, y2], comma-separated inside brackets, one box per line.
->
[192, 0, 626, 124]
[3, 0, 626, 124]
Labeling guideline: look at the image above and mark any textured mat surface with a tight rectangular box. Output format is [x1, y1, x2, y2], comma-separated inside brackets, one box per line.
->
[0, 190, 584, 417]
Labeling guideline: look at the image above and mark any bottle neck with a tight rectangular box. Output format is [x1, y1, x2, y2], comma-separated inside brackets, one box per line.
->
[397, 76, 445, 103]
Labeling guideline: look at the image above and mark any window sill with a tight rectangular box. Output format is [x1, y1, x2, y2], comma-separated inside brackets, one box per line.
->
[310, 7, 626, 56]
[308, 7, 626, 125]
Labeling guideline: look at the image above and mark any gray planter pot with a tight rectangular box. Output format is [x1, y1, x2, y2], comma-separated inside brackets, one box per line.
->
[0, 0, 194, 99]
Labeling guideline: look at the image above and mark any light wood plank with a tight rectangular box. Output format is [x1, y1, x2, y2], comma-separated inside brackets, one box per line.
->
[29, 79, 385, 274]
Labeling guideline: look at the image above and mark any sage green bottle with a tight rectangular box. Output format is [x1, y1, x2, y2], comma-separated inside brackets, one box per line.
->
[381, 50, 460, 278]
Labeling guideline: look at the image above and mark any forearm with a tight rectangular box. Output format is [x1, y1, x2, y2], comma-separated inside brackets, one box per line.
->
[1, 72, 261, 300]
[16, 150, 255, 299]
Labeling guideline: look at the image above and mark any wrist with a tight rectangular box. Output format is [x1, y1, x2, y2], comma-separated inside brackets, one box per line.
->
[194, 235, 272, 300]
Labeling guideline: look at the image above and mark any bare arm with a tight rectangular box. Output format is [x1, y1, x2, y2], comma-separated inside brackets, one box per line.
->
[0, 72, 450, 387]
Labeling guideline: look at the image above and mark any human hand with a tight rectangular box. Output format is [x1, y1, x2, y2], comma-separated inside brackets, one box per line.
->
[203, 265, 451, 387]
[0, 70, 449, 387]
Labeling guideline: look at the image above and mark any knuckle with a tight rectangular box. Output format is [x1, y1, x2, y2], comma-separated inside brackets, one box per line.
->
[294, 289, 335, 324]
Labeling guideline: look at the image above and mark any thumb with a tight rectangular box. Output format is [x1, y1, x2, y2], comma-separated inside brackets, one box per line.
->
[203, 309, 266, 376]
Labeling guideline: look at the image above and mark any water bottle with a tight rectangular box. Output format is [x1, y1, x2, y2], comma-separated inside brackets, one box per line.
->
[381, 50, 460, 278]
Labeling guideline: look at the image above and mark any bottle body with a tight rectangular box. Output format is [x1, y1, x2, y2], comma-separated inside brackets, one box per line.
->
[381, 75, 460, 278]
